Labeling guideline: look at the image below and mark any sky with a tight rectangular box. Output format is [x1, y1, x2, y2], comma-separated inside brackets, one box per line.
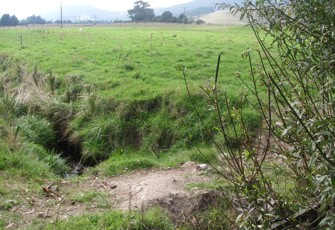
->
[0, 0, 192, 19]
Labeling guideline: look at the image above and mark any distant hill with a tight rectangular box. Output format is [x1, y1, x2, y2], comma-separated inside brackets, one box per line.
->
[41, 1, 242, 22]
[42, 5, 128, 22]
[156, 0, 241, 17]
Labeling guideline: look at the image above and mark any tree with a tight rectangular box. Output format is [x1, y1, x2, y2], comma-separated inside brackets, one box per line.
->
[0, 14, 11, 26]
[0, 14, 19, 26]
[26, 15, 46, 24]
[178, 14, 188, 24]
[161, 11, 173, 22]
[128, 1, 155, 22]
[195, 19, 205, 25]
[10, 15, 19, 26]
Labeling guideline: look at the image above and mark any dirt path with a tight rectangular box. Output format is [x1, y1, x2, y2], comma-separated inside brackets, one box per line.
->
[7, 162, 215, 228]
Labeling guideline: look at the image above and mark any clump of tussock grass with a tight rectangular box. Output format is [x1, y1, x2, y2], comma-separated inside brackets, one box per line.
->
[0, 61, 84, 165]
[8, 65, 56, 110]
[1, 65, 75, 124]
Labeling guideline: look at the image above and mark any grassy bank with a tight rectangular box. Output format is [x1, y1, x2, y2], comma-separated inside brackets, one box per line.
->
[0, 24, 261, 165]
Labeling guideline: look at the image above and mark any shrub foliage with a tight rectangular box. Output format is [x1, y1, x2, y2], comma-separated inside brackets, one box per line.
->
[206, 0, 335, 228]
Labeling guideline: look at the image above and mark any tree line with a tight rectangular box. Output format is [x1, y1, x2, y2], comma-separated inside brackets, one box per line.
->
[0, 14, 47, 27]
[127, 1, 205, 24]
[0, 14, 19, 27]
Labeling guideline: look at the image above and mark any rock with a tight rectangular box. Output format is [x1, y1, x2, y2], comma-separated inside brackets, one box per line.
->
[196, 164, 210, 172]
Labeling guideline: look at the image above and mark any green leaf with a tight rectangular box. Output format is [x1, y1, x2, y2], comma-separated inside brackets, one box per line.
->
[243, 149, 253, 160]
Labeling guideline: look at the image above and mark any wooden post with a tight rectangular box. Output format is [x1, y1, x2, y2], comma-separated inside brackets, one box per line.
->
[213, 54, 221, 92]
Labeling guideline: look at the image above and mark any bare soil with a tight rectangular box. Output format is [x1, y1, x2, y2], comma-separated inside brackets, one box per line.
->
[4, 162, 216, 228]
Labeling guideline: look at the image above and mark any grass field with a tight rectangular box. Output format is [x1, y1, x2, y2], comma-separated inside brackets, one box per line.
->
[0, 24, 263, 228]
[1, 24, 255, 99]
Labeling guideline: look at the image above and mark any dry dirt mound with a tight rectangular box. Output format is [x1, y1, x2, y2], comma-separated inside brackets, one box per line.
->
[8, 162, 216, 228]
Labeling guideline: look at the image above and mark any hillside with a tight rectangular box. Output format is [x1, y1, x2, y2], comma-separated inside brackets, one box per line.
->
[41, 0, 242, 22]
[198, 10, 247, 25]
[156, 0, 241, 16]
[42, 5, 127, 21]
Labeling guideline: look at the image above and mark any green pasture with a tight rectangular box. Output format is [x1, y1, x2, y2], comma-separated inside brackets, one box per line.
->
[0, 24, 255, 99]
